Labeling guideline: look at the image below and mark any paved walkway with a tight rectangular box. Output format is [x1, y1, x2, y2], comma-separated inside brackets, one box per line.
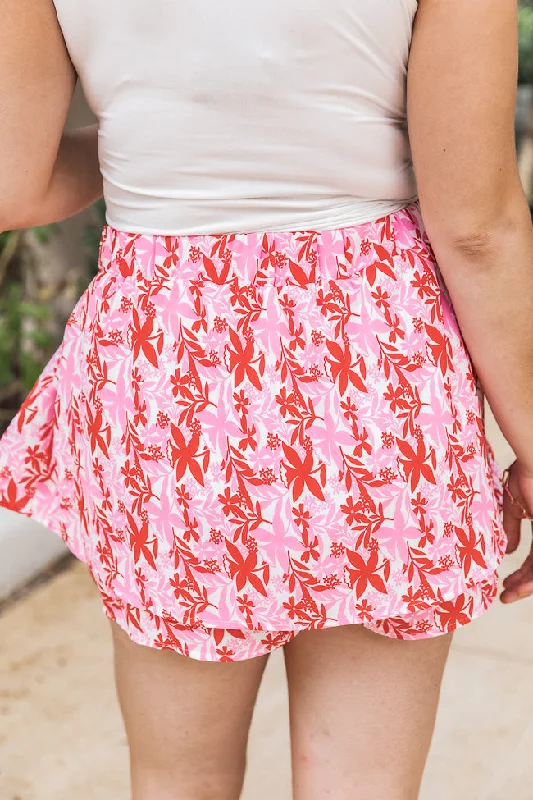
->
[1, 416, 532, 799]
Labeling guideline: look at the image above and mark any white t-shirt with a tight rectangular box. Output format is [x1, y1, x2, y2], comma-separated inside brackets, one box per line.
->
[53, 0, 419, 235]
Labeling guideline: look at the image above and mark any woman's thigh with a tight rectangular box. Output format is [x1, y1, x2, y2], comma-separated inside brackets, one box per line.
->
[284, 624, 451, 800]
[111, 623, 269, 800]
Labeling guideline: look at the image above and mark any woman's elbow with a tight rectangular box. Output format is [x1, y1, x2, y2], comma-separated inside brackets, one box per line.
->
[420, 185, 532, 264]
[0, 188, 43, 232]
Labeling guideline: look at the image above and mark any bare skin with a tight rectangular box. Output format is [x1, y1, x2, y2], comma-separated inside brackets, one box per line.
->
[409, 0, 533, 597]
[1, 0, 532, 797]
[284, 626, 451, 800]
[112, 624, 269, 800]
[113, 622, 450, 800]
[0, 0, 101, 229]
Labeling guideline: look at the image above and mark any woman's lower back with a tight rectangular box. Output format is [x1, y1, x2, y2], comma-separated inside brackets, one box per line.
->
[51, 0, 418, 235]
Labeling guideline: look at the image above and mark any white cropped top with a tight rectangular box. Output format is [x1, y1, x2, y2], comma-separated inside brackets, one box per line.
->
[53, 0, 419, 235]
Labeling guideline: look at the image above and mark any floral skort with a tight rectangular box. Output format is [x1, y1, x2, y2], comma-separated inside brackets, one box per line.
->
[0, 203, 505, 661]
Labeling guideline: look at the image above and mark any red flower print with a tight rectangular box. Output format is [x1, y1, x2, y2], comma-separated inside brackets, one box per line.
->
[366, 244, 396, 286]
[411, 492, 428, 516]
[216, 647, 236, 662]
[203, 254, 231, 286]
[225, 327, 265, 390]
[125, 604, 144, 634]
[85, 402, 111, 457]
[224, 540, 269, 596]
[237, 594, 255, 618]
[217, 487, 242, 517]
[437, 595, 473, 632]
[162, 237, 180, 269]
[381, 431, 394, 449]
[188, 245, 202, 263]
[402, 586, 430, 614]
[356, 599, 374, 622]
[371, 286, 390, 312]
[455, 525, 487, 575]
[330, 542, 345, 558]
[0, 478, 31, 513]
[293, 503, 312, 530]
[340, 397, 358, 422]
[384, 309, 405, 343]
[340, 496, 359, 527]
[117, 250, 134, 278]
[168, 424, 210, 486]
[324, 340, 367, 395]
[281, 443, 325, 501]
[267, 432, 281, 450]
[447, 475, 468, 504]
[129, 307, 164, 368]
[346, 549, 388, 599]
[175, 483, 192, 506]
[425, 324, 454, 376]
[275, 387, 297, 418]
[383, 383, 406, 414]
[238, 419, 258, 452]
[157, 412, 170, 428]
[127, 510, 158, 571]
[301, 535, 320, 563]
[233, 390, 250, 415]
[397, 437, 436, 491]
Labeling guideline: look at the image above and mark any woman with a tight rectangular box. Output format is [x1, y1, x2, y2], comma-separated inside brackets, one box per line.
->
[1, 0, 532, 797]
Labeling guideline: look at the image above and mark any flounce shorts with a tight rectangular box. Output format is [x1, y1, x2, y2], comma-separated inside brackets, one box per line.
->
[0, 203, 506, 661]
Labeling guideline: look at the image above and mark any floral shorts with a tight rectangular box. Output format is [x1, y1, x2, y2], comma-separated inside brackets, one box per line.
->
[101, 585, 498, 662]
[0, 203, 505, 662]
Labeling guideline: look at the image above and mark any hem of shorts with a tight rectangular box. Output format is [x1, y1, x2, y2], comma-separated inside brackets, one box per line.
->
[6, 507, 503, 662]
[100, 576, 500, 663]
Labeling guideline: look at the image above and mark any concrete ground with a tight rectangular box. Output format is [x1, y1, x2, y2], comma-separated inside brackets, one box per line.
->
[1, 416, 533, 800]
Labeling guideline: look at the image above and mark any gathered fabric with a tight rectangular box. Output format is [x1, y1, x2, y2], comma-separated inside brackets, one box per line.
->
[0, 203, 505, 660]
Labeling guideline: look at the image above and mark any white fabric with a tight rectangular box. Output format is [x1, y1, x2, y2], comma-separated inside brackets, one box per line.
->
[54, 0, 419, 235]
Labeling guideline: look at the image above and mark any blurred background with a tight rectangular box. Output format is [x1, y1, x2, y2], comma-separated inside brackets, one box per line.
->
[1, 6, 533, 800]
[518, 0, 533, 200]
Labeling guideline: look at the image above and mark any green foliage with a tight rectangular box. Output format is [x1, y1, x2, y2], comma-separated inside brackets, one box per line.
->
[0, 204, 105, 430]
[32, 223, 59, 245]
[519, 5, 533, 84]
[0, 231, 12, 250]
[0, 282, 53, 390]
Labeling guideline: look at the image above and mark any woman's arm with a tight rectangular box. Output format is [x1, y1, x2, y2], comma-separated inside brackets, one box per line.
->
[0, 0, 102, 231]
[9, 124, 102, 230]
[408, 0, 533, 600]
